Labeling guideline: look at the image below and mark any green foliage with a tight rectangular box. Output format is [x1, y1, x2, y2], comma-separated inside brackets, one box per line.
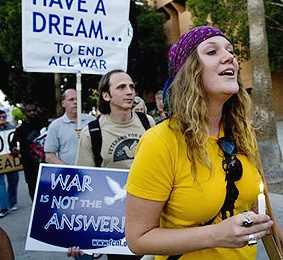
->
[0, 0, 56, 116]
[0, 0, 21, 67]
[186, 0, 283, 71]
[187, 0, 249, 61]
[11, 107, 26, 123]
[264, 0, 283, 71]
[128, 0, 168, 94]
[0, 0, 168, 115]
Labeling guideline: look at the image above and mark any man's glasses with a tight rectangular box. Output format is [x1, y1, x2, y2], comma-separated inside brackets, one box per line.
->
[217, 137, 243, 220]
[0, 115, 6, 119]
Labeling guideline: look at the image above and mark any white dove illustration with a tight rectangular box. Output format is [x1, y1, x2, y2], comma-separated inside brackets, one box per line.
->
[104, 175, 126, 206]
[122, 140, 138, 158]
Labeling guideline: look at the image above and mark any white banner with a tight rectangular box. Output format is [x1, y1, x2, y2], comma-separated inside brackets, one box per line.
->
[22, 0, 133, 75]
[0, 129, 15, 155]
[0, 129, 23, 174]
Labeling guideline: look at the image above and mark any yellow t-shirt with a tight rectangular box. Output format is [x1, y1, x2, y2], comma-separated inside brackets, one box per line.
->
[126, 119, 262, 260]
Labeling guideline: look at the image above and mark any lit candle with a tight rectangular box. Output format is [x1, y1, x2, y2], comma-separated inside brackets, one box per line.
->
[16, 141, 20, 150]
[258, 181, 266, 215]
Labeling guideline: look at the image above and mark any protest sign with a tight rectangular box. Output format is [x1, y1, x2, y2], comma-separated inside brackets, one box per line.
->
[0, 154, 22, 174]
[25, 163, 133, 255]
[22, 0, 133, 75]
[0, 129, 16, 155]
[0, 129, 23, 174]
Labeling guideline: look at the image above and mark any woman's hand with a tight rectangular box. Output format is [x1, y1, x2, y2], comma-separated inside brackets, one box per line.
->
[67, 247, 102, 259]
[11, 147, 20, 157]
[126, 193, 274, 255]
[67, 246, 84, 257]
[75, 128, 82, 139]
[211, 211, 273, 248]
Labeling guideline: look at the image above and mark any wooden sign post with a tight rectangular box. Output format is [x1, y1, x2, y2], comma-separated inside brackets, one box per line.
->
[262, 176, 283, 260]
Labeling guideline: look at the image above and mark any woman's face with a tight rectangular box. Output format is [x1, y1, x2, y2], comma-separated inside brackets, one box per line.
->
[133, 102, 145, 113]
[197, 36, 239, 101]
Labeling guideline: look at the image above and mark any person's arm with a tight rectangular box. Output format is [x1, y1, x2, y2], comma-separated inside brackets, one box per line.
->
[125, 193, 273, 256]
[45, 152, 66, 165]
[9, 128, 20, 157]
[75, 127, 96, 166]
[0, 228, 14, 260]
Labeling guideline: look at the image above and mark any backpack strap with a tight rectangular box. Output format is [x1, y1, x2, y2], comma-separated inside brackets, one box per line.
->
[88, 115, 103, 167]
[135, 112, 151, 130]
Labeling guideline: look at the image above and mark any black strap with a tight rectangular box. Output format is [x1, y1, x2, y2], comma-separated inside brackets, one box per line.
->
[88, 115, 103, 167]
[135, 112, 151, 130]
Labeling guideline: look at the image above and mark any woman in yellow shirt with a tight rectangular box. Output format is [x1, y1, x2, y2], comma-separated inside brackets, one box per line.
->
[126, 25, 283, 259]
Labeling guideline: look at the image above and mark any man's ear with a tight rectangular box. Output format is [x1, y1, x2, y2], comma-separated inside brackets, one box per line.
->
[102, 91, 110, 101]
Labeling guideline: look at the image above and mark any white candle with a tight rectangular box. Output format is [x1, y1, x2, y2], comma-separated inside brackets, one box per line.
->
[258, 181, 266, 215]
[16, 141, 20, 150]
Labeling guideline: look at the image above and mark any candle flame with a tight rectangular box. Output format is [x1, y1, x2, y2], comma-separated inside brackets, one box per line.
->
[260, 181, 264, 193]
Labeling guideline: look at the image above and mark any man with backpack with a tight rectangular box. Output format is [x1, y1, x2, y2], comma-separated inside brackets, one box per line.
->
[68, 70, 155, 260]
[75, 69, 155, 169]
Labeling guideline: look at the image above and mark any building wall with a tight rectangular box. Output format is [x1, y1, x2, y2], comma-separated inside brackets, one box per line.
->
[155, 0, 283, 120]
[272, 70, 283, 120]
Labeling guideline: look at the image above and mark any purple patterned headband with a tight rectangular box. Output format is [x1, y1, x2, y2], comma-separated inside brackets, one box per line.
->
[168, 26, 227, 76]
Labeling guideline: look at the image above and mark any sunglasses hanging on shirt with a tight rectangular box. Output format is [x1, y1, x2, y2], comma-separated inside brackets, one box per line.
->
[217, 137, 243, 220]
[204, 137, 243, 226]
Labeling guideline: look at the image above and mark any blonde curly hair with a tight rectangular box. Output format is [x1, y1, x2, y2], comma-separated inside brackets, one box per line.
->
[166, 49, 262, 177]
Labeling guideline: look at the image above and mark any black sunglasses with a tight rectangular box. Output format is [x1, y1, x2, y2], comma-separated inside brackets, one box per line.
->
[217, 137, 243, 220]
[217, 137, 243, 182]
